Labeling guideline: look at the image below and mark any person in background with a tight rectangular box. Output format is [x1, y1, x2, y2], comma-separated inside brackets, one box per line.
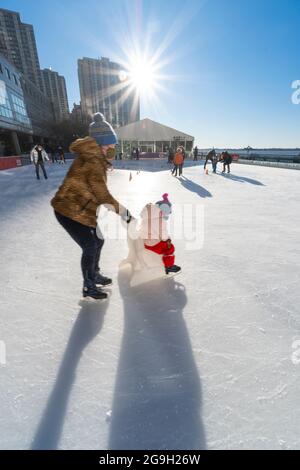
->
[57, 145, 66, 164]
[180, 146, 186, 160]
[49, 145, 57, 163]
[30, 143, 49, 180]
[168, 148, 174, 164]
[211, 151, 219, 173]
[136, 147, 140, 160]
[220, 150, 233, 173]
[172, 147, 184, 177]
[204, 149, 216, 172]
[193, 146, 198, 161]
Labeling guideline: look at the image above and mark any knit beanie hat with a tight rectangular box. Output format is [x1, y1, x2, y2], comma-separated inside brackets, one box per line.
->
[89, 112, 118, 146]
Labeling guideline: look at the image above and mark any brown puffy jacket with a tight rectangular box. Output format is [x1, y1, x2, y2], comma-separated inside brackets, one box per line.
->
[51, 137, 126, 228]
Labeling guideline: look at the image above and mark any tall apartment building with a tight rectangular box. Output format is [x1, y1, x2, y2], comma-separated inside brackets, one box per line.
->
[70, 103, 85, 123]
[0, 8, 44, 92]
[78, 57, 140, 128]
[42, 68, 69, 122]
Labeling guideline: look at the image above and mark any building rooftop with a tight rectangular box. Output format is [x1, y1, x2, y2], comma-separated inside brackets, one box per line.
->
[116, 118, 194, 141]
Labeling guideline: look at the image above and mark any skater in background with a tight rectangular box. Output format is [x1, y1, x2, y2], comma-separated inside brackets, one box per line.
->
[49, 145, 57, 163]
[211, 151, 219, 173]
[51, 112, 133, 301]
[172, 147, 184, 177]
[193, 146, 198, 161]
[204, 149, 216, 172]
[220, 150, 233, 173]
[57, 145, 66, 164]
[30, 144, 49, 180]
[168, 147, 174, 164]
[180, 146, 186, 161]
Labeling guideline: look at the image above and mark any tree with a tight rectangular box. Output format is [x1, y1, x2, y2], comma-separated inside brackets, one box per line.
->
[46, 118, 89, 148]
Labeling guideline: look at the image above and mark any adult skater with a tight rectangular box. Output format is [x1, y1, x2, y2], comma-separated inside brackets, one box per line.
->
[211, 151, 219, 173]
[30, 144, 49, 180]
[48, 145, 57, 163]
[220, 150, 233, 173]
[193, 146, 198, 161]
[57, 145, 66, 164]
[172, 147, 184, 177]
[51, 113, 133, 300]
[204, 149, 216, 172]
[168, 147, 174, 164]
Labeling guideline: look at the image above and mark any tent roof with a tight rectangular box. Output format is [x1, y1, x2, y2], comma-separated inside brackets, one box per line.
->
[116, 118, 194, 141]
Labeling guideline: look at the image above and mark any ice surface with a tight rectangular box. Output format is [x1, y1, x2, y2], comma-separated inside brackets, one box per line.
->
[0, 160, 299, 450]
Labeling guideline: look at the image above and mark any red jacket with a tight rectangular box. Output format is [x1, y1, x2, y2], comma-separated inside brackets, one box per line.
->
[174, 152, 184, 165]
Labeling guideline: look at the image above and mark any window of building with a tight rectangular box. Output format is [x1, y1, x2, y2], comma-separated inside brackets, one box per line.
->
[0, 82, 13, 119]
[0, 63, 3, 74]
[13, 74, 18, 86]
[5, 67, 11, 80]
[11, 93, 30, 125]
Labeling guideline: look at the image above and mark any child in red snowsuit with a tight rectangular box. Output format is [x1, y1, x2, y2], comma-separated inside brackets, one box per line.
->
[145, 239, 175, 269]
[140, 195, 181, 275]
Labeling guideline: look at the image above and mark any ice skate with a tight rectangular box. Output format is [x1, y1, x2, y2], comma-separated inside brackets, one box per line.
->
[82, 283, 108, 301]
[165, 265, 181, 277]
[94, 271, 113, 287]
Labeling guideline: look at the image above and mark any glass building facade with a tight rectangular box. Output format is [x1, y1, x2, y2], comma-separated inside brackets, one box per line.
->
[0, 54, 32, 156]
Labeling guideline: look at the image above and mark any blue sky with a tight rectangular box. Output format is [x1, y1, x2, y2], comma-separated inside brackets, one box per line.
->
[2, 0, 300, 147]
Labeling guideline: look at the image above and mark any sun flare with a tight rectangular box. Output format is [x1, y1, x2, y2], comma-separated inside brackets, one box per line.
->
[128, 58, 157, 94]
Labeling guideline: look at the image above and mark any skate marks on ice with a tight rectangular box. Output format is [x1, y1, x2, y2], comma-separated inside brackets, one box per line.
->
[108, 266, 206, 450]
[31, 301, 108, 450]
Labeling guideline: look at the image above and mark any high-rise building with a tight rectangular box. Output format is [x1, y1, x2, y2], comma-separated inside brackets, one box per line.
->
[70, 102, 85, 123]
[0, 8, 44, 92]
[42, 68, 69, 122]
[78, 57, 140, 127]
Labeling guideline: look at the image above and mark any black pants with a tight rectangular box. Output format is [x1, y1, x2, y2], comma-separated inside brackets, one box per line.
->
[35, 161, 47, 179]
[54, 211, 104, 285]
[172, 164, 182, 176]
[223, 163, 230, 173]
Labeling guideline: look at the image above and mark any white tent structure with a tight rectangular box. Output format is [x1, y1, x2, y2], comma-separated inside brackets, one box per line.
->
[116, 118, 194, 155]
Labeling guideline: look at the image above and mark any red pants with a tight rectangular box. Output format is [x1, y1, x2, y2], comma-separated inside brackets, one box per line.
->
[144, 240, 175, 268]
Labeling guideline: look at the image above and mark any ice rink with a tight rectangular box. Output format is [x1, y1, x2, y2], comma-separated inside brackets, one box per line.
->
[0, 159, 299, 450]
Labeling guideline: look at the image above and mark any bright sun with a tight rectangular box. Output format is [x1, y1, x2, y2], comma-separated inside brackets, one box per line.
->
[130, 62, 154, 91]
[128, 58, 157, 94]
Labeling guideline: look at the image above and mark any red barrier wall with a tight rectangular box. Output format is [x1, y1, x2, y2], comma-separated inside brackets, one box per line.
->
[0, 156, 22, 170]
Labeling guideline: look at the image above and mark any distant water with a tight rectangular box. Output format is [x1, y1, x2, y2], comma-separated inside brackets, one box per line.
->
[199, 149, 300, 159]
